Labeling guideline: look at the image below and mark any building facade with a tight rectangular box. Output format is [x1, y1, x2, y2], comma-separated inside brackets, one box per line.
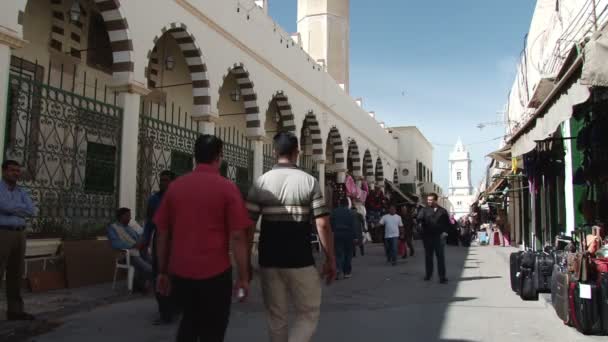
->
[0, 0, 436, 234]
[448, 139, 474, 219]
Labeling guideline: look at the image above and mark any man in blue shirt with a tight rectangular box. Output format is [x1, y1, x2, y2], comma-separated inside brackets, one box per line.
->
[0, 160, 36, 320]
[142, 170, 176, 325]
[107, 207, 152, 291]
[331, 198, 356, 279]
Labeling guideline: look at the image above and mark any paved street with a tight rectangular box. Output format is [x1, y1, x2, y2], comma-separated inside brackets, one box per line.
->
[30, 243, 603, 342]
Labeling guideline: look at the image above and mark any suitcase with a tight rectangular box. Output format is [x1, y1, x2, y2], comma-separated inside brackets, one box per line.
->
[569, 280, 602, 335]
[551, 265, 570, 325]
[535, 252, 554, 293]
[599, 273, 608, 334]
[519, 267, 538, 301]
[509, 251, 523, 293]
[521, 251, 536, 269]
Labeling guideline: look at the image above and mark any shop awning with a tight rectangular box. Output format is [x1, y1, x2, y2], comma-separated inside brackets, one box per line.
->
[384, 180, 416, 205]
[487, 144, 512, 164]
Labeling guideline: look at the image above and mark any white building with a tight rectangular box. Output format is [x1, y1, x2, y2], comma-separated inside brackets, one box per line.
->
[448, 139, 474, 219]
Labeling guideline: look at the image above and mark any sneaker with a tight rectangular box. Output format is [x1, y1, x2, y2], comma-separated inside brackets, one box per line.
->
[440, 278, 449, 284]
[344, 273, 352, 279]
[391, 261, 397, 266]
[423, 276, 431, 281]
[7, 312, 35, 321]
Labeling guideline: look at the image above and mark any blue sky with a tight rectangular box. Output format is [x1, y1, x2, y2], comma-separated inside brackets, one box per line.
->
[269, 0, 536, 190]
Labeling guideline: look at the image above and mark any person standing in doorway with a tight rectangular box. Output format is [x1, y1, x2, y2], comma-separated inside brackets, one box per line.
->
[378, 205, 403, 266]
[400, 206, 415, 258]
[143, 170, 176, 325]
[417, 193, 450, 284]
[0, 160, 36, 320]
[154, 135, 253, 342]
[331, 198, 356, 279]
[247, 131, 336, 342]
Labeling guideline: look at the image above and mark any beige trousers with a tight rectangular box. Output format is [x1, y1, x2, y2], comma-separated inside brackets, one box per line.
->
[0, 230, 26, 314]
[260, 266, 322, 342]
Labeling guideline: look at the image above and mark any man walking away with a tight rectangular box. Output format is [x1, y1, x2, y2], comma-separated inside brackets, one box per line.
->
[154, 135, 253, 342]
[331, 198, 355, 279]
[400, 206, 415, 258]
[378, 205, 403, 266]
[352, 207, 365, 257]
[417, 193, 450, 284]
[247, 131, 336, 342]
[0, 160, 36, 320]
[143, 170, 176, 325]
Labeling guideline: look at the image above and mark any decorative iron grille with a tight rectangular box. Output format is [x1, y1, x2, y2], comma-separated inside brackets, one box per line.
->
[263, 143, 275, 173]
[5, 71, 122, 234]
[136, 102, 255, 219]
[299, 154, 319, 179]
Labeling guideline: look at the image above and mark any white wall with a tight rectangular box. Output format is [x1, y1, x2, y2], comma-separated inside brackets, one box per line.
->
[392, 126, 433, 185]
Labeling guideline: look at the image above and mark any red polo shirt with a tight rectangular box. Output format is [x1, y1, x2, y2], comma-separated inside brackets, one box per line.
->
[154, 164, 253, 280]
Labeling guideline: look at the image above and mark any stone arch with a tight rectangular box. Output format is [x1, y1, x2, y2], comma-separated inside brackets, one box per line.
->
[302, 111, 324, 161]
[326, 126, 345, 169]
[393, 167, 399, 185]
[146, 22, 211, 117]
[218, 63, 261, 137]
[266, 92, 296, 133]
[346, 139, 362, 177]
[363, 150, 374, 182]
[375, 157, 384, 183]
[25, 0, 134, 81]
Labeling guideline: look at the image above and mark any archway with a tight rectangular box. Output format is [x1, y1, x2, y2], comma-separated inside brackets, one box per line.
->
[217, 64, 261, 137]
[346, 139, 362, 178]
[393, 168, 399, 185]
[299, 111, 322, 177]
[375, 157, 385, 186]
[363, 149, 374, 184]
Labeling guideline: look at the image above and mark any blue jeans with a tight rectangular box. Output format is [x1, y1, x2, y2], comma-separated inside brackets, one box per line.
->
[384, 237, 398, 264]
[335, 237, 354, 275]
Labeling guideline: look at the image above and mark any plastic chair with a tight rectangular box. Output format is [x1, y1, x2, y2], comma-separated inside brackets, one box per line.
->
[112, 249, 134, 293]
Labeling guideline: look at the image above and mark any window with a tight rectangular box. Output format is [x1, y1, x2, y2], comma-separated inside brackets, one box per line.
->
[85, 142, 117, 193]
[457, 172, 462, 181]
[170, 150, 194, 176]
[87, 11, 113, 73]
[457, 201, 462, 206]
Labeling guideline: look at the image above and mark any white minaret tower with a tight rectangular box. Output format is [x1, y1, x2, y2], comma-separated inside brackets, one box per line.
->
[297, 0, 350, 93]
[448, 138, 474, 218]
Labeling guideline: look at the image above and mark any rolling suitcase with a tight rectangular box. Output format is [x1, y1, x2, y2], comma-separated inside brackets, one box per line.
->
[509, 251, 523, 293]
[535, 252, 554, 293]
[569, 280, 602, 335]
[551, 264, 570, 325]
[599, 272, 608, 334]
[519, 267, 538, 301]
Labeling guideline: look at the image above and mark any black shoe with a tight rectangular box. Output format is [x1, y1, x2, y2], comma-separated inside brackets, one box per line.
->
[7, 312, 35, 321]
[423, 276, 431, 281]
[439, 278, 448, 284]
[402, 255, 408, 259]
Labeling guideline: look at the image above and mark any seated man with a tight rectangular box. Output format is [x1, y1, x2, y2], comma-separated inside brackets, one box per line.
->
[107, 207, 153, 291]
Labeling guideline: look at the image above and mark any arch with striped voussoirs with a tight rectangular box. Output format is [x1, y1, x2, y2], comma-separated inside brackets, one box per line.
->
[301, 111, 324, 160]
[393, 167, 399, 185]
[45, 0, 134, 81]
[221, 63, 262, 137]
[346, 139, 362, 178]
[146, 22, 211, 118]
[266, 91, 296, 133]
[326, 126, 346, 170]
[363, 149, 374, 182]
[375, 156, 384, 184]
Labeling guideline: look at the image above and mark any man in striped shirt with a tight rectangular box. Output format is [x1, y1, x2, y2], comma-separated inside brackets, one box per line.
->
[247, 131, 336, 342]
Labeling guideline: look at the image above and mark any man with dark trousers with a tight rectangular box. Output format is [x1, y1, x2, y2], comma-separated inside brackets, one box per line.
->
[143, 170, 176, 325]
[417, 193, 450, 284]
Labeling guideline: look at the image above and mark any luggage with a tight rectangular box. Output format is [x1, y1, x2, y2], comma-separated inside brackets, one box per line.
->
[509, 251, 523, 293]
[535, 252, 554, 293]
[551, 264, 570, 325]
[519, 267, 538, 301]
[521, 251, 536, 269]
[555, 234, 573, 251]
[593, 258, 608, 274]
[568, 280, 602, 335]
[598, 273, 608, 334]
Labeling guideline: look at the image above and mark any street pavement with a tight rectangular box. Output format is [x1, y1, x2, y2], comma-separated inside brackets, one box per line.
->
[29, 242, 605, 342]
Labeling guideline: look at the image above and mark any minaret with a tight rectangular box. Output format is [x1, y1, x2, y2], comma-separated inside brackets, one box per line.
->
[297, 0, 350, 93]
[448, 138, 472, 196]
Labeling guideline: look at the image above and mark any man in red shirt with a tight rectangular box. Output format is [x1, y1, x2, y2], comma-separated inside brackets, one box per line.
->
[154, 135, 253, 342]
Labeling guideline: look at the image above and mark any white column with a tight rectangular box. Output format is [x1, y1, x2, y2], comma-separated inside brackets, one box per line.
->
[195, 115, 218, 136]
[317, 161, 326, 195]
[563, 120, 576, 236]
[113, 82, 149, 218]
[252, 138, 264, 181]
[337, 169, 346, 183]
[0, 31, 26, 165]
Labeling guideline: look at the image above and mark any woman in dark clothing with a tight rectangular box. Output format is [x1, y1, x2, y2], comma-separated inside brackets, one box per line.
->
[351, 207, 365, 257]
[400, 206, 415, 258]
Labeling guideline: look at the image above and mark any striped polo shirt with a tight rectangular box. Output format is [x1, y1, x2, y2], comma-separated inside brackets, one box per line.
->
[247, 163, 329, 268]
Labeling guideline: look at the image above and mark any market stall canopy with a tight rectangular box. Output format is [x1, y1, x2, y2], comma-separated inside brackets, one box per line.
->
[487, 144, 512, 165]
[384, 180, 416, 205]
[484, 171, 509, 197]
[509, 46, 591, 157]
